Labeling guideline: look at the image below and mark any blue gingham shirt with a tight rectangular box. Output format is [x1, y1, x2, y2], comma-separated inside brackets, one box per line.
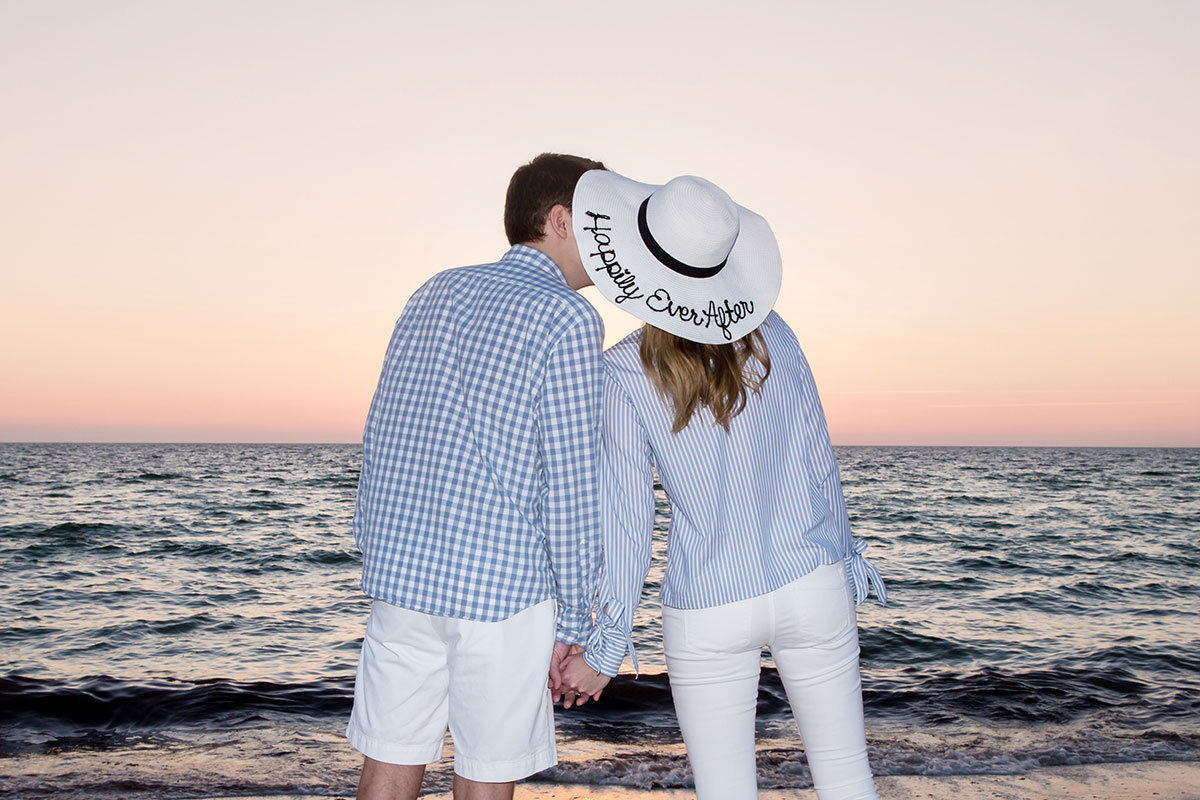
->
[353, 245, 604, 644]
[583, 311, 887, 676]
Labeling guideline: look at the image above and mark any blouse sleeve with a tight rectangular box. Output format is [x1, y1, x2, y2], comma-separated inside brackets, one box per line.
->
[583, 370, 656, 676]
[794, 342, 887, 606]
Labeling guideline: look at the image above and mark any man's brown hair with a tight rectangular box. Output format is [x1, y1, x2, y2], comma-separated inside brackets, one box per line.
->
[504, 153, 607, 245]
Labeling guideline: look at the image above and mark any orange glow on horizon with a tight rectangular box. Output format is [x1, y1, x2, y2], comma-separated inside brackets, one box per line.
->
[2, 2, 1198, 445]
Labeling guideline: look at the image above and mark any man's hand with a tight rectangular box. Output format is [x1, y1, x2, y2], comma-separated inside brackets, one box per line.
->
[559, 650, 611, 708]
[548, 641, 585, 703]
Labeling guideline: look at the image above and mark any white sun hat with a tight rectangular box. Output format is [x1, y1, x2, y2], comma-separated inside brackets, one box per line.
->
[572, 170, 782, 344]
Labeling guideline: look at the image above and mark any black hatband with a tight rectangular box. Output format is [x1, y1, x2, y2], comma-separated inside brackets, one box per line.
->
[637, 197, 728, 279]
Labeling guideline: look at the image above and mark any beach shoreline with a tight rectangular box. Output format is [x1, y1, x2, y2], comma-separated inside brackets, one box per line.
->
[188, 761, 1200, 800]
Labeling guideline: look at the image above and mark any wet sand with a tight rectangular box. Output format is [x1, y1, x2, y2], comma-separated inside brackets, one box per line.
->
[209, 760, 1200, 799]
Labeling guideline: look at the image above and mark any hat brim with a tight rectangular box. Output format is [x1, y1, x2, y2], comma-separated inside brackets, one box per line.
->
[572, 170, 782, 344]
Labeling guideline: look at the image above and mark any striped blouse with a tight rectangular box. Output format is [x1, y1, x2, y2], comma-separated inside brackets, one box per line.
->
[583, 311, 886, 677]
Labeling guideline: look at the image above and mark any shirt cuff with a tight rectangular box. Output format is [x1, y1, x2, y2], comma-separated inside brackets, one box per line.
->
[581, 600, 637, 677]
[555, 604, 592, 646]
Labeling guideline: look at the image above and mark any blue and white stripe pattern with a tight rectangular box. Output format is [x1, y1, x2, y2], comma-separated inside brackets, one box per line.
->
[583, 311, 886, 676]
[353, 245, 604, 645]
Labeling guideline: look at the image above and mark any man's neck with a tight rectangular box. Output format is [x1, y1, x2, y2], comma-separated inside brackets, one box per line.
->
[523, 241, 591, 291]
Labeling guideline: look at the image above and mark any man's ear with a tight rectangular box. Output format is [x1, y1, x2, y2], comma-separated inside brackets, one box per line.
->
[545, 204, 572, 241]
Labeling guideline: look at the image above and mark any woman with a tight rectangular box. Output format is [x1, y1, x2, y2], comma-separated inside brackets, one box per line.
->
[558, 171, 887, 800]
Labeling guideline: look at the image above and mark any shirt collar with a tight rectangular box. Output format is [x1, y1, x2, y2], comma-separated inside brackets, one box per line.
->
[499, 244, 567, 285]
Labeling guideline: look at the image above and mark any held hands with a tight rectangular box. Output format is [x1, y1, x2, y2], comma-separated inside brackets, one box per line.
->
[548, 641, 576, 701]
[560, 650, 611, 707]
[548, 642, 612, 708]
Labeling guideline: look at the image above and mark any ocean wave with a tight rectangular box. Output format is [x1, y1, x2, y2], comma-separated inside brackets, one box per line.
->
[863, 662, 1200, 724]
[873, 575, 988, 592]
[542, 732, 1200, 789]
[129, 540, 244, 560]
[4, 522, 129, 541]
[296, 475, 360, 489]
[0, 674, 354, 749]
[233, 500, 302, 511]
[9, 650, 1195, 750]
[858, 626, 976, 662]
[942, 494, 1010, 505]
[300, 548, 361, 566]
[123, 472, 188, 482]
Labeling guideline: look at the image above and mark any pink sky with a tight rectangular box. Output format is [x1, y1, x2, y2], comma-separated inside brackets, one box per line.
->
[2, 1, 1197, 445]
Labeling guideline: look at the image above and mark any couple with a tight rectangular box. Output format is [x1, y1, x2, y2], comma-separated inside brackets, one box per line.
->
[347, 153, 887, 800]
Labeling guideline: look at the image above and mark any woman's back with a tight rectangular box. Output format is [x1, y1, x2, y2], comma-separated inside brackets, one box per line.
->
[601, 310, 859, 610]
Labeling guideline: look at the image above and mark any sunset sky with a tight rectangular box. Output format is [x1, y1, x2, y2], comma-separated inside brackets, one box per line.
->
[3, 1, 1197, 446]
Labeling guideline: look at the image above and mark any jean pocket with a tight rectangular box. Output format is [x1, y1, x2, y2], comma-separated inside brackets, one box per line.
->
[777, 579, 855, 646]
[679, 598, 756, 655]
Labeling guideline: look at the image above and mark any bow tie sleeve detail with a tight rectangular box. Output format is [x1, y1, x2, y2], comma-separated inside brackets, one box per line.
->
[845, 537, 887, 606]
[584, 593, 639, 676]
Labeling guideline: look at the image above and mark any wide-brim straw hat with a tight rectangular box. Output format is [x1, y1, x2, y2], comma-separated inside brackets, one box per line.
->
[572, 170, 781, 344]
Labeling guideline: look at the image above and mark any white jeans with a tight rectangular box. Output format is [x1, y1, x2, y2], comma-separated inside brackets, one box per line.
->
[662, 562, 879, 800]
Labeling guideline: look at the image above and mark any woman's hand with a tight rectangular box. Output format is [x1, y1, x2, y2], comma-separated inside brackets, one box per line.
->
[559, 651, 611, 708]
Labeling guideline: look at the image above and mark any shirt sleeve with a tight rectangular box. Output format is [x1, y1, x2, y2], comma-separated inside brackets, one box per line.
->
[583, 372, 656, 677]
[537, 310, 604, 644]
[794, 343, 887, 606]
[353, 313, 408, 553]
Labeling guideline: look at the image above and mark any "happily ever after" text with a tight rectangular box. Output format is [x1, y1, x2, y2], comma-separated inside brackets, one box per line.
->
[583, 210, 754, 340]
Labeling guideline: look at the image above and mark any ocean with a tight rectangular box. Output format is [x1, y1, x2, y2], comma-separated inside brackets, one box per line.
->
[1, 443, 1197, 797]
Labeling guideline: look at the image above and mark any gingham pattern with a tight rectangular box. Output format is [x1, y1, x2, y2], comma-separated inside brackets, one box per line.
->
[353, 245, 604, 644]
[583, 311, 886, 676]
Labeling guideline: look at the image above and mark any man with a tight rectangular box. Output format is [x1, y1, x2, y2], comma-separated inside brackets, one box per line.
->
[347, 153, 607, 800]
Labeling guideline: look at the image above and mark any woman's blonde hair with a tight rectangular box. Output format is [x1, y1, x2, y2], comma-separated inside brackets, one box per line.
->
[639, 324, 771, 433]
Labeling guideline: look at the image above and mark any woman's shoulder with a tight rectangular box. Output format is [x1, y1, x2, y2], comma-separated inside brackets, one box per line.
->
[601, 329, 657, 408]
[603, 328, 645, 370]
[760, 309, 794, 340]
[756, 310, 804, 360]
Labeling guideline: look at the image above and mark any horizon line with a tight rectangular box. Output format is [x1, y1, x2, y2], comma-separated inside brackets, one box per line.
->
[2, 441, 1198, 449]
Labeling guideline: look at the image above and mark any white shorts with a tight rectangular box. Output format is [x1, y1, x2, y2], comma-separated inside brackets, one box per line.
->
[345, 597, 557, 783]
